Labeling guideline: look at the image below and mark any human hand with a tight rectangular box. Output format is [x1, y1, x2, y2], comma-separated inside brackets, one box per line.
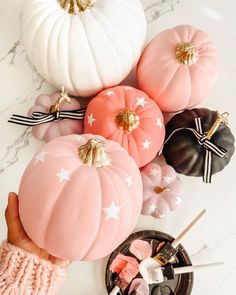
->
[5, 192, 70, 267]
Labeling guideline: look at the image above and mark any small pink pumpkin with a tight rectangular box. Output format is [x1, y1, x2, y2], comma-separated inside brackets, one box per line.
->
[29, 91, 84, 142]
[137, 25, 220, 112]
[141, 162, 183, 218]
[84, 86, 165, 168]
[18, 134, 143, 261]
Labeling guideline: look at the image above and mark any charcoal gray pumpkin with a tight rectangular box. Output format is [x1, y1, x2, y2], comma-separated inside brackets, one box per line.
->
[162, 108, 235, 177]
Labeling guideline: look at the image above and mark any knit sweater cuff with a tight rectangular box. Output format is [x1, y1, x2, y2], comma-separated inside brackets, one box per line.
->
[0, 242, 67, 295]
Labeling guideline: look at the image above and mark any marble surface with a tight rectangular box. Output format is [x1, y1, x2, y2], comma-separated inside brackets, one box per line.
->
[0, 0, 235, 294]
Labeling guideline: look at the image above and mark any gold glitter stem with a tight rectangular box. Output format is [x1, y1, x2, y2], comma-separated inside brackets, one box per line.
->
[58, 0, 95, 14]
[115, 109, 140, 132]
[154, 186, 170, 194]
[78, 138, 111, 167]
[175, 42, 198, 65]
[207, 112, 229, 139]
[49, 86, 71, 114]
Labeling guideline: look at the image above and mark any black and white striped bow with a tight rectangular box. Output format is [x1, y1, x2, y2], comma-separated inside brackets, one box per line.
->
[8, 108, 86, 126]
[163, 117, 227, 183]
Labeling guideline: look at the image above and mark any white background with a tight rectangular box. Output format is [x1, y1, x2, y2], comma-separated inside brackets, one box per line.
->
[0, 1, 235, 294]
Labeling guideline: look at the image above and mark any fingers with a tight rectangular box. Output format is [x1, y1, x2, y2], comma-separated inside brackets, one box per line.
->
[5, 192, 20, 226]
[5, 192, 26, 243]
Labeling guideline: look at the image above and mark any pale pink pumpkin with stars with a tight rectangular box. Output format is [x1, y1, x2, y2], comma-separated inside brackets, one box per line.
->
[141, 162, 183, 218]
[84, 86, 165, 168]
[29, 91, 84, 142]
[18, 134, 143, 261]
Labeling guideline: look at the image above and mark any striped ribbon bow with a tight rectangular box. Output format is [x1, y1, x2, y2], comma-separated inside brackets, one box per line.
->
[8, 108, 86, 126]
[163, 117, 227, 183]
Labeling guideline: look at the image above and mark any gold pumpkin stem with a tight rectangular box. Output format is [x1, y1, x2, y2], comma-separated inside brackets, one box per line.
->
[78, 138, 111, 167]
[207, 112, 229, 139]
[154, 186, 170, 194]
[58, 0, 96, 14]
[115, 109, 140, 132]
[49, 86, 71, 114]
[175, 42, 198, 65]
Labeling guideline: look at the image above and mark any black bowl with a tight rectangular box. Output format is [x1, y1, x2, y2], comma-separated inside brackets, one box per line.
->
[105, 230, 194, 295]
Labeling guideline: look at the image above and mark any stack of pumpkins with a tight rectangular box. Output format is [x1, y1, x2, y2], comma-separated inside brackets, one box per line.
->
[13, 0, 234, 262]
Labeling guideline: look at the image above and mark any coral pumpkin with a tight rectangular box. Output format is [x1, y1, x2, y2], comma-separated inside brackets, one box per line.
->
[29, 91, 84, 142]
[21, 0, 147, 97]
[84, 86, 165, 167]
[141, 162, 183, 218]
[137, 25, 220, 112]
[18, 134, 143, 261]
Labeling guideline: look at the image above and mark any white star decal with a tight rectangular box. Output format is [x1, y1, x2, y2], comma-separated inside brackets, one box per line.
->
[35, 150, 48, 164]
[156, 117, 164, 129]
[103, 201, 122, 221]
[148, 204, 157, 213]
[56, 168, 71, 183]
[87, 113, 96, 126]
[163, 174, 172, 185]
[125, 176, 133, 188]
[105, 90, 114, 97]
[142, 140, 151, 150]
[136, 97, 148, 108]
[150, 168, 159, 177]
[124, 86, 132, 91]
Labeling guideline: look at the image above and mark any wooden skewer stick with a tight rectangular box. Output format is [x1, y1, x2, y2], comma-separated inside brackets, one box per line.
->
[174, 262, 224, 275]
[172, 209, 207, 248]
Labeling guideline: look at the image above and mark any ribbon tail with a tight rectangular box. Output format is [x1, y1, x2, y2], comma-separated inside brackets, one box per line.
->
[203, 150, 212, 184]
[8, 114, 54, 126]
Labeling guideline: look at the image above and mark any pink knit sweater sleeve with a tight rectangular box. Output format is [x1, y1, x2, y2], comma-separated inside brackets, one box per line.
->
[0, 242, 67, 295]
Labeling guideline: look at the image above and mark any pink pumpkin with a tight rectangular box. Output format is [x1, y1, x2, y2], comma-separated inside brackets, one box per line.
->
[141, 162, 183, 218]
[84, 86, 165, 168]
[29, 92, 84, 142]
[137, 25, 220, 112]
[18, 134, 143, 261]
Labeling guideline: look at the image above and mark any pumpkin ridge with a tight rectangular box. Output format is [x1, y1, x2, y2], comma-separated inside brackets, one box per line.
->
[172, 28, 183, 44]
[165, 141, 202, 176]
[188, 26, 199, 43]
[158, 66, 190, 110]
[43, 168, 79, 253]
[67, 17, 80, 92]
[127, 133, 142, 167]
[191, 33, 216, 50]
[138, 58, 178, 85]
[190, 57, 218, 81]
[90, 9, 128, 74]
[94, 95, 118, 113]
[80, 14, 104, 88]
[103, 162, 140, 226]
[81, 167, 103, 260]
[101, 167, 130, 251]
[20, 159, 79, 251]
[50, 15, 68, 86]
[28, 8, 59, 64]
[134, 102, 158, 116]
[24, 3, 55, 30]
[197, 53, 220, 63]
[96, 1, 145, 62]
[46, 14, 65, 81]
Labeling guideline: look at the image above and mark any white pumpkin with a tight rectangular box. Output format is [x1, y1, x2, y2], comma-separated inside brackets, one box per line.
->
[21, 0, 147, 97]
